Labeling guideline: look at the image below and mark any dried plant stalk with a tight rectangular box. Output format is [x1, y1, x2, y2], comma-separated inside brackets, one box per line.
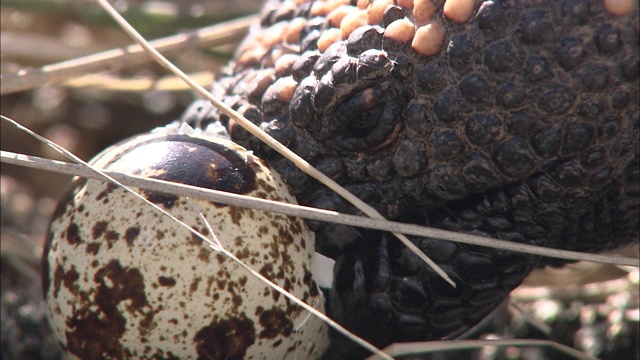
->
[2, 149, 638, 268]
[0, 15, 256, 95]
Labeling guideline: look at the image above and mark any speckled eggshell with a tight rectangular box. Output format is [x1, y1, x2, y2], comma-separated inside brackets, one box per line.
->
[42, 131, 329, 359]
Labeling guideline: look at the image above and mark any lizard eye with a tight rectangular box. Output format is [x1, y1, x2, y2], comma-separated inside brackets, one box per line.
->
[338, 88, 383, 137]
[347, 110, 380, 137]
[323, 85, 403, 153]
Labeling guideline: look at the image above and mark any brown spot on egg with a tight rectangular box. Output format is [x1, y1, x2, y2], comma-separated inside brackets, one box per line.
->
[260, 263, 276, 281]
[198, 247, 212, 262]
[217, 279, 227, 291]
[235, 246, 250, 260]
[65, 260, 150, 359]
[95, 183, 118, 201]
[259, 307, 293, 339]
[124, 226, 140, 247]
[257, 177, 278, 193]
[303, 266, 320, 297]
[64, 222, 82, 246]
[194, 315, 256, 359]
[94, 260, 149, 312]
[189, 277, 201, 295]
[105, 229, 119, 242]
[158, 276, 176, 287]
[138, 310, 158, 338]
[278, 226, 295, 246]
[65, 308, 127, 359]
[287, 217, 303, 236]
[86, 242, 101, 255]
[228, 206, 245, 225]
[143, 192, 179, 209]
[62, 265, 80, 296]
[187, 233, 201, 247]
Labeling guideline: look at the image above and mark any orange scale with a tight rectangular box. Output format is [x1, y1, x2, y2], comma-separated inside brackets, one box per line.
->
[311, 1, 329, 16]
[366, 0, 396, 25]
[318, 28, 344, 52]
[274, 77, 299, 103]
[357, 0, 369, 10]
[444, 0, 476, 23]
[275, 54, 301, 77]
[325, 0, 352, 13]
[412, 21, 446, 57]
[413, 0, 437, 24]
[261, 23, 288, 48]
[384, 18, 416, 44]
[603, 0, 638, 16]
[398, 0, 415, 10]
[328, 5, 356, 28]
[285, 18, 308, 44]
[341, 9, 368, 39]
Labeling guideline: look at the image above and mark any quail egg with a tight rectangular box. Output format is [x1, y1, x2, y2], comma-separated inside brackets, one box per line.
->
[42, 130, 329, 359]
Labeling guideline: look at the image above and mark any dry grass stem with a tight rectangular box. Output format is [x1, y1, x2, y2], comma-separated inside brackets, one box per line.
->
[508, 302, 553, 336]
[366, 339, 597, 360]
[0, 15, 256, 95]
[64, 71, 215, 92]
[511, 272, 637, 301]
[1, 32, 105, 63]
[2, 149, 638, 268]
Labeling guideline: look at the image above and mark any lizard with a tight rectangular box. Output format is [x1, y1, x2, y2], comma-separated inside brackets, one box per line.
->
[178, 0, 639, 354]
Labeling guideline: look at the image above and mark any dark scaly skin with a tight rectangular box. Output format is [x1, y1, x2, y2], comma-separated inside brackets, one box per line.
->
[182, 0, 640, 352]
